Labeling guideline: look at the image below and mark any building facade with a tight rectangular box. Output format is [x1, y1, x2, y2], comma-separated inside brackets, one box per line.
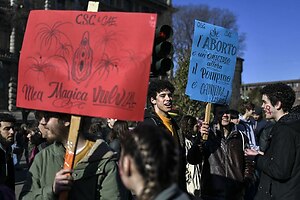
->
[1, 0, 251, 118]
[241, 79, 300, 106]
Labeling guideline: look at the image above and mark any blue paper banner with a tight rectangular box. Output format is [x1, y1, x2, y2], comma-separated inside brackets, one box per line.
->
[185, 20, 238, 105]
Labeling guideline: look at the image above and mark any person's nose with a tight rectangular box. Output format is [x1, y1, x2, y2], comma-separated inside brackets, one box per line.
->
[223, 113, 229, 117]
[8, 128, 14, 134]
[40, 117, 47, 125]
[165, 95, 172, 100]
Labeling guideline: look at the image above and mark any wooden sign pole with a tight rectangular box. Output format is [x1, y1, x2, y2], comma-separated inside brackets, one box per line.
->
[203, 102, 211, 141]
[59, 115, 81, 200]
[59, 2, 99, 200]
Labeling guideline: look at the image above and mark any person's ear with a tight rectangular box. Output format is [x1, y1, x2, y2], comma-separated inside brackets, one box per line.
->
[120, 155, 132, 177]
[275, 101, 282, 110]
[150, 97, 156, 105]
[64, 121, 70, 127]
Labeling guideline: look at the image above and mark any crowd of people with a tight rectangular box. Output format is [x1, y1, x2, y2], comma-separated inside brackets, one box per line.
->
[0, 80, 300, 200]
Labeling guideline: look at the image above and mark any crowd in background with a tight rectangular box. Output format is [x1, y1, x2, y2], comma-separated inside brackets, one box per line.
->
[1, 81, 300, 200]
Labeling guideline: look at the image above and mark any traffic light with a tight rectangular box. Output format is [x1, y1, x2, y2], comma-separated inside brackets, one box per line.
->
[151, 25, 174, 77]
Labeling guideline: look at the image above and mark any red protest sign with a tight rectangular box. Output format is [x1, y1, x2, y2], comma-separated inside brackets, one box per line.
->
[17, 10, 157, 121]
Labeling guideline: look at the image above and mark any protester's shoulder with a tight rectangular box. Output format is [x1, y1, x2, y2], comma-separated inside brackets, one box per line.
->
[170, 115, 180, 129]
[101, 155, 118, 172]
[154, 184, 191, 200]
[143, 117, 157, 126]
[249, 117, 256, 124]
[278, 112, 300, 124]
[259, 118, 268, 126]
[280, 118, 300, 133]
[230, 128, 246, 139]
[37, 141, 49, 151]
[34, 142, 63, 158]
[271, 119, 300, 139]
[143, 112, 161, 126]
[265, 120, 275, 128]
[93, 143, 119, 173]
[89, 139, 116, 161]
[237, 122, 247, 131]
[289, 118, 300, 126]
[29, 143, 62, 170]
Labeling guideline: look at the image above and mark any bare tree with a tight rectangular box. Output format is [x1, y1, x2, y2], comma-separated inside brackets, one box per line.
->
[173, 5, 245, 62]
[171, 5, 246, 117]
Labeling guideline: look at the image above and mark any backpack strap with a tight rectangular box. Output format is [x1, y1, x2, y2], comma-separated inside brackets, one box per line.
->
[92, 142, 116, 199]
[88, 141, 111, 162]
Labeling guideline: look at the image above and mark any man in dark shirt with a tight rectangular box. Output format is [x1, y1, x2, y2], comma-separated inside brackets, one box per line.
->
[245, 83, 300, 200]
[0, 113, 16, 192]
[143, 79, 186, 191]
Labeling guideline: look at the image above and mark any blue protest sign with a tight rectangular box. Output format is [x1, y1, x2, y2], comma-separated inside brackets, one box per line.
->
[185, 20, 238, 105]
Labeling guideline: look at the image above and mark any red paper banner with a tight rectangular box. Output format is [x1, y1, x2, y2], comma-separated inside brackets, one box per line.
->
[17, 10, 157, 121]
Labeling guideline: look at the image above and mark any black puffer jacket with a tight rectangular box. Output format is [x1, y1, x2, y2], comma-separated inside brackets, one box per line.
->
[143, 110, 185, 147]
[143, 111, 187, 192]
[187, 125, 253, 200]
[255, 112, 300, 200]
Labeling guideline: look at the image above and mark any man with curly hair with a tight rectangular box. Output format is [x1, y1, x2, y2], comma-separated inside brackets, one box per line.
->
[239, 102, 259, 150]
[245, 83, 300, 200]
[144, 79, 186, 192]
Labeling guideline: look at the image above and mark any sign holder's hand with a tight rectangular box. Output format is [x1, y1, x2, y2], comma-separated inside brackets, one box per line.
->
[202, 102, 211, 140]
[53, 169, 74, 195]
[59, 115, 81, 200]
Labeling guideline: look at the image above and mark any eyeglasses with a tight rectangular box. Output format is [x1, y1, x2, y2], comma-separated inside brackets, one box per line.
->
[35, 111, 60, 122]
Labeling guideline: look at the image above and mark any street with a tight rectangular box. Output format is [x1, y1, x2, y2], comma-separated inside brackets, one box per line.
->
[15, 155, 28, 199]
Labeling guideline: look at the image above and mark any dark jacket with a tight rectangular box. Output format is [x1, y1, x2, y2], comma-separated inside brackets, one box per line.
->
[255, 113, 300, 200]
[109, 139, 121, 159]
[258, 121, 275, 152]
[143, 111, 187, 192]
[0, 145, 15, 192]
[154, 184, 191, 200]
[187, 125, 253, 200]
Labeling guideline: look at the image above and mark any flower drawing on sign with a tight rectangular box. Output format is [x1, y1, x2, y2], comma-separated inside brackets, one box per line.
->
[32, 21, 74, 81]
[56, 42, 73, 58]
[25, 55, 56, 81]
[54, 42, 74, 80]
[85, 53, 119, 87]
[85, 28, 122, 87]
[121, 49, 146, 70]
[71, 31, 93, 84]
[36, 21, 72, 50]
[95, 53, 119, 78]
[95, 28, 121, 53]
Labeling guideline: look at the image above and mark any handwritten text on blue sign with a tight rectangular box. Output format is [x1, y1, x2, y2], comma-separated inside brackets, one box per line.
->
[186, 20, 238, 105]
